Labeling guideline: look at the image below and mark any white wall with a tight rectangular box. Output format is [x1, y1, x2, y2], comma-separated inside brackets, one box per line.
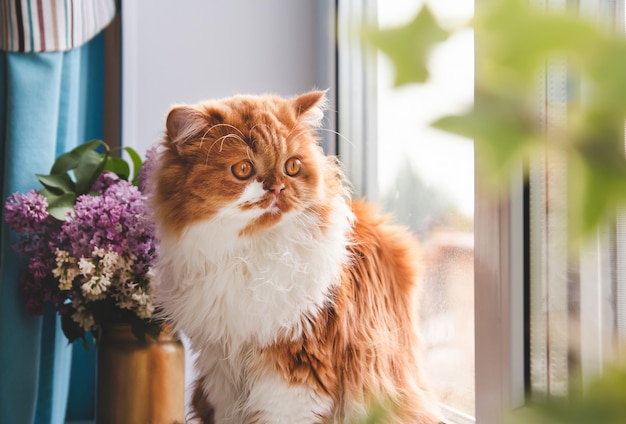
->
[122, 0, 336, 155]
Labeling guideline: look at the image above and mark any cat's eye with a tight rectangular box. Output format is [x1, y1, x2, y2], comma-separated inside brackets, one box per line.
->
[231, 160, 255, 180]
[284, 157, 302, 177]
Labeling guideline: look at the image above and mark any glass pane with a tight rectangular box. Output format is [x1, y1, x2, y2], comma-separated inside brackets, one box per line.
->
[376, 0, 475, 417]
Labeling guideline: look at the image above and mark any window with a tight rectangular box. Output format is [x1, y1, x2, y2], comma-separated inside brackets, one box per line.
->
[340, 0, 626, 423]
[338, 0, 477, 421]
[375, 0, 476, 420]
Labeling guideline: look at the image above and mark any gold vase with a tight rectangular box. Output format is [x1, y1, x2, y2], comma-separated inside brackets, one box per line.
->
[96, 323, 185, 424]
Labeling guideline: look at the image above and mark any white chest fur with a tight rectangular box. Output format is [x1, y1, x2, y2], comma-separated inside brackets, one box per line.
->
[154, 196, 354, 349]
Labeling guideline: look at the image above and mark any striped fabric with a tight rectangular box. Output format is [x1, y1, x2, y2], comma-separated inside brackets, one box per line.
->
[0, 0, 116, 52]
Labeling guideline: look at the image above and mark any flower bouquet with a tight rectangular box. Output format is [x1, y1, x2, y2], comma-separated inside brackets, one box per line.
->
[4, 140, 160, 345]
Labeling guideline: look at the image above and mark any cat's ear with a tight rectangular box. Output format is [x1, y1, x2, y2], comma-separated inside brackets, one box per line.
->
[165, 105, 207, 153]
[292, 90, 328, 128]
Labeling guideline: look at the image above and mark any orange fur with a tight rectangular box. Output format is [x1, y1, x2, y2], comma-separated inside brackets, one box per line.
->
[262, 201, 439, 423]
[151, 91, 441, 423]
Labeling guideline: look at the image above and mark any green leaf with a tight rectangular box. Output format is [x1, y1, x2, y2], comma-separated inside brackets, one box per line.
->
[105, 156, 131, 181]
[46, 192, 77, 220]
[50, 152, 81, 175]
[36, 173, 76, 195]
[432, 96, 540, 186]
[123, 146, 143, 185]
[583, 41, 626, 115]
[71, 139, 108, 156]
[363, 5, 450, 85]
[51, 139, 107, 174]
[476, 0, 604, 88]
[74, 150, 107, 194]
[518, 364, 626, 424]
[567, 153, 626, 241]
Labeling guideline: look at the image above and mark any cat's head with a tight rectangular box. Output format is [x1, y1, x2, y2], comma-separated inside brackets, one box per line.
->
[152, 90, 348, 237]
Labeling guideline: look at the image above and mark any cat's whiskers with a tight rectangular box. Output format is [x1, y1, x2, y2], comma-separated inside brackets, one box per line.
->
[317, 128, 355, 149]
[208, 133, 247, 154]
[198, 127, 212, 150]
[207, 123, 246, 138]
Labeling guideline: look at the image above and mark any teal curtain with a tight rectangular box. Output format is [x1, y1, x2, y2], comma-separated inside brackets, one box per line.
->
[0, 33, 104, 424]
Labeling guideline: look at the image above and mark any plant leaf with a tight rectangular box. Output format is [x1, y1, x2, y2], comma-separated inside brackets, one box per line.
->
[71, 139, 108, 156]
[50, 152, 81, 175]
[36, 173, 76, 195]
[51, 139, 107, 174]
[583, 41, 626, 115]
[105, 156, 131, 181]
[46, 192, 77, 220]
[74, 150, 107, 194]
[123, 146, 143, 185]
[433, 96, 540, 186]
[476, 0, 603, 88]
[363, 5, 450, 85]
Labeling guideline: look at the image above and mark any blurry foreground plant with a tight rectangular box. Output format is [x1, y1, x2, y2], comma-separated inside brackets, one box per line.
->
[510, 363, 626, 424]
[363, 0, 626, 241]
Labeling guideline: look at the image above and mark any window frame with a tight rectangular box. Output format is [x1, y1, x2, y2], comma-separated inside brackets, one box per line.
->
[337, 0, 379, 199]
[473, 159, 527, 423]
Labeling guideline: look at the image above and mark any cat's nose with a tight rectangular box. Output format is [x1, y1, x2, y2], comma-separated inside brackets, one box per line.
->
[270, 184, 285, 197]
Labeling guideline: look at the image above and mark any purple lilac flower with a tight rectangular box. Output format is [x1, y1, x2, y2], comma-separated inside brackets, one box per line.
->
[138, 145, 162, 194]
[91, 171, 120, 193]
[4, 189, 65, 316]
[4, 190, 49, 235]
[60, 178, 156, 271]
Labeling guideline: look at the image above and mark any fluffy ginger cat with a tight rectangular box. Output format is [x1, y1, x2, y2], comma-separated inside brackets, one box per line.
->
[150, 90, 442, 424]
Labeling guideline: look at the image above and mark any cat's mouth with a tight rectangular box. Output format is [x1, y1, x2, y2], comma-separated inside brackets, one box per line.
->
[252, 193, 284, 214]
[266, 195, 283, 214]
[239, 194, 290, 236]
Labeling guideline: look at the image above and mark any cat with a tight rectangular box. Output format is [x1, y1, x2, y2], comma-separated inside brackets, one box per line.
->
[150, 90, 442, 424]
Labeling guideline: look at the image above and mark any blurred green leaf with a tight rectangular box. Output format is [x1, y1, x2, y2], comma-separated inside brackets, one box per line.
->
[476, 0, 603, 87]
[50, 152, 81, 175]
[51, 139, 107, 174]
[583, 41, 626, 115]
[36, 173, 76, 195]
[74, 150, 107, 194]
[364, 0, 626, 242]
[123, 146, 143, 185]
[105, 156, 131, 181]
[46, 192, 77, 220]
[433, 92, 542, 188]
[363, 5, 450, 85]
[515, 364, 626, 424]
[568, 143, 626, 240]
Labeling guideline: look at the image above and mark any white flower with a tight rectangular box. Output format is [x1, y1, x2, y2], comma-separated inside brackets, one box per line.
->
[77, 257, 95, 275]
[53, 249, 79, 290]
[71, 299, 95, 331]
[52, 244, 156, 333]
[99, 249, 120, 274]
[81, 275, 111, 300]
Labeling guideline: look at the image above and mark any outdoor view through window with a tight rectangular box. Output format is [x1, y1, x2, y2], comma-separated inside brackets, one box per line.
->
[375, 0, 475, 417]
